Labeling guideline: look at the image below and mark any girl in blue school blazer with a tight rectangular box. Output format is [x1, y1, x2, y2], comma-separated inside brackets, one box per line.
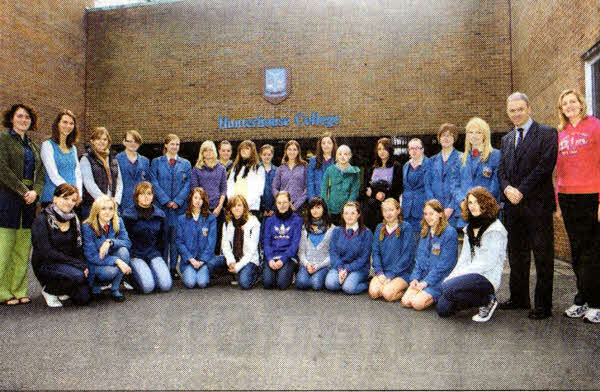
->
[425, 124, 463, 229]
[401, 199, 458, 311]
[401, 138, 430, 240]
[115, 130, 151, 213]
[325, 201, 373, 295]
[150, 134, 191, 280]
[121, 181, 172, 294]
[176, 187, 225, 289]
[306, 132, 337, 200]
[368, 198, 415, 302]
[262, 191, 303, 290]
[82, 196, 132, 302]
[458, 117, 501, 203]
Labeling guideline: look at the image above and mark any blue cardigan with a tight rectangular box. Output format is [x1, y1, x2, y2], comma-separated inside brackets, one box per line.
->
[82, 217, 132, 269]
[458, 149, 501, 202]
[262, 213, 303, 264]
[121, 206, 165, 262]
[176, 213, 217, 270]
[402, 157, 430, 221]
[115, 151, 151, 213]
[329, 226, 373, 275]
[425, 149, 463, 227]
[150, 155, 192, 226]
[307, 156, 334, 201]
[409, 225, 458, 300]
[371, 222, 415, 281]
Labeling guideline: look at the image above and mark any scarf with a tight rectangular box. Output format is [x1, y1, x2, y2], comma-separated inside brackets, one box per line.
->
[232, 217, 246, 262]
[467, 216, 494, 256]
[45, 204, 82, 248]
[275, 208, 293, 221]
[135, 204, 154, 220]
[234, 158, 251, 180]
[308, 218, 327, 235]
[92, 146, 112, 187]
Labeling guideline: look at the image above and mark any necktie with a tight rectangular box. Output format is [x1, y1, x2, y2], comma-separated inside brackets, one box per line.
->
[169, 158, 176, 166]
[103, 224, 109, 234]
[515, 128, 523, 150]
[472, 149, 480, 158]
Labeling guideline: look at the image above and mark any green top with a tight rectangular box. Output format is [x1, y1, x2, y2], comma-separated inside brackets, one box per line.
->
[320, 164, 361, 214]
[0, 130, 44, 197]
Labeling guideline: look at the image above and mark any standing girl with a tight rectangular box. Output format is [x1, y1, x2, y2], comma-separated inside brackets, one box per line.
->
[325, 201, 373, 295]
[401, 199, 458, 310]
[259, 144, 278, 219]
[150, 134, 191, 280]
[401, 138, 429, 241]
[115, 130, 151, 214]
[272, 140, 308, 212]
[227, 140, 265, 216]
[307, 133, 337, 201]
[296, 197, 335, 291]
[369, 198, 414, 302]
[320, 145, 361, 225]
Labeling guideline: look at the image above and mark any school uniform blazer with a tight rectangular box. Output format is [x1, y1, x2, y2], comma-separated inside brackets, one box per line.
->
[425, 149, 462, 224]
[401, 157, 429, 220]
[82, 218, 131, 269]
[497, 121, 558, 216]
[176, 213, 217, 270]
[458, 149, 501, 202]
[221, 215, 261, 273]
[150, 155, 192, 225]
[115, 151, 151, 213]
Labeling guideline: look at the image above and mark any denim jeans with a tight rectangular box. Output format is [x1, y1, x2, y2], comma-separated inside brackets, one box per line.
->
[163, 225, 179, 271]
[324, 268, 369, 295]
[237, 263, 258, 290]
[182, 255, 226, 289]
[37, 263, 91, 305]
[88, 247, 130, 295]
[436, 273, 494, 317]
[262, 259, 297, 289]
[295, 266, 328, 290]
[130, 256, 172, 294]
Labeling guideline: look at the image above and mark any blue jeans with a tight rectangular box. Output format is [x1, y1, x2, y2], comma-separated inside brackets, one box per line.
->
[325, 268, 369, 295]
[237, 263, 258, 290]
[436, 273, 494, 317]
[88, 247, 130, 295]
[262, 259, 297, 289]
[37, 263, 91, 305]
[130, 256, 172, 294]
[182, 255, 226, 289]
[295, 266, 328, 290]
[163, 225, 179, 271]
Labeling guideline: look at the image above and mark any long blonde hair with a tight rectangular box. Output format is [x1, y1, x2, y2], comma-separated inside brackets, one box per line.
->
[419, 199, 448, 238]
[462, 117, 492, 166]
[84, 195, 120, 237]
[195, 140, 218, 169]
[557, 89, 588, 131]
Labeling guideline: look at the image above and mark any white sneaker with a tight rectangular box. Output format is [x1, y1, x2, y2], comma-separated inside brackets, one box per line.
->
[583, 307, 600, 324]
[58, 295, 70, 301]
[41, 287, 63, 308]
[100, 284, 111, 291]
[472, 296, 498, 322]
[122, 281, 134, 291]
[564, 303, 588, 318]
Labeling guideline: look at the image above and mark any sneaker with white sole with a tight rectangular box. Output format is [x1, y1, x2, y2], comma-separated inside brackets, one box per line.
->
[58, 295, 70, 301]
[100, 284, 111, 291]
[583, 307, 600, 324]
[122, 281, 134, 291]
[564, 303, 588, 318]
[472, 296, 498, 322]
[41, 287, 63, 308]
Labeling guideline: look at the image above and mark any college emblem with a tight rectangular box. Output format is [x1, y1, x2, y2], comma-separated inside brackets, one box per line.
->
[263, 68, 291, 104]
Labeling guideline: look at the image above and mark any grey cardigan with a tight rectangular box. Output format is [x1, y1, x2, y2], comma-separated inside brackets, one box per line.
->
[297, 226, 335, 270]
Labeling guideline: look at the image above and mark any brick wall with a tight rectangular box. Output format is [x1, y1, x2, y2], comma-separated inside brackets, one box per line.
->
[0, 0, 92, 145]
[511, 0, 600, 260]
[85, 0, 513, 144]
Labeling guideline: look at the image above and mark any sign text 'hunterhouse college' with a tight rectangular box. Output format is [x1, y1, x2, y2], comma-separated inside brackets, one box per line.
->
[218, 112, 340, 130]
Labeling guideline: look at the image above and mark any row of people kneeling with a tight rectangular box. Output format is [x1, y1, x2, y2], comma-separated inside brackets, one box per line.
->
[32, 181, 507, 322]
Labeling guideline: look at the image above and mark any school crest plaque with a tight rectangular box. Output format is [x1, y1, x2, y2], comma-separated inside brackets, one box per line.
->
[263, 68, 291, 104]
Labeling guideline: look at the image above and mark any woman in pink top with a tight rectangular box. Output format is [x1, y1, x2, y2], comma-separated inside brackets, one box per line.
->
[555, 89, 600, 324]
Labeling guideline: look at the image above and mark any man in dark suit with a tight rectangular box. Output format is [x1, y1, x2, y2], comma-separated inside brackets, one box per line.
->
[497, 92, 558, 320]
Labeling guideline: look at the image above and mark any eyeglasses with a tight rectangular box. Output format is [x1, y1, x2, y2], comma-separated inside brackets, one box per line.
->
[408, 147, 423, 151]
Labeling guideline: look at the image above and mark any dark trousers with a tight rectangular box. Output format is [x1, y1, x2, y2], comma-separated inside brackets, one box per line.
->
[436, 273, 494, 317]
[262, 259, 297, 290]
[504, 202, 554, 310]
[558, 193, 600, 307]
[37, 263, 91, 305]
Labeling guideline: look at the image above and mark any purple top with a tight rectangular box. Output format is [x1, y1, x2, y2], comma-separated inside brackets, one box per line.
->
[190, 163, 227, 210]
[272, 163, 307, 210]
[371, 167, 394, 184]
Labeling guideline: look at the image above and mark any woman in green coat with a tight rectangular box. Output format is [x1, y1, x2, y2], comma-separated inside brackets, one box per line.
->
[0, 104, 45, 305]
[320, 144, 360, 225]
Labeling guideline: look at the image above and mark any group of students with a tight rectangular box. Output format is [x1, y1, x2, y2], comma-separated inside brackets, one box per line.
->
[0, 88, 598, 324]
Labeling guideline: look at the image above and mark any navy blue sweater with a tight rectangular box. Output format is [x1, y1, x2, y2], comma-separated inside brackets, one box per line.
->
[122, 206, 166, 262]
[262, 213, 303, 264]
[371, 221, 415, 280]
[329, 226, 373, 275]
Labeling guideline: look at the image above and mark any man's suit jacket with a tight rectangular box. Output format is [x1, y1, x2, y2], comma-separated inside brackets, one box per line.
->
[497, 121, 558, 217]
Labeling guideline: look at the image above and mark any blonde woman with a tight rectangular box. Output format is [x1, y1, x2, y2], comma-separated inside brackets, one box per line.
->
[80, 127, 123, 220]
[82, 195, 131, 302]
[459, 118, 501, 202]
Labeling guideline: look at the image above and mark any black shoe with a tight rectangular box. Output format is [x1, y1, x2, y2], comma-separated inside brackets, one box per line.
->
[111, 293, 126, 303]
[171, 270, 181, 281]
[528, 308, 552, 320]
[499, 299, 530, 310]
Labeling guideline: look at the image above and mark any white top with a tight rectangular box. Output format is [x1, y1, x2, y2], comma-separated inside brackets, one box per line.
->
[221, 215, 261, 273]
[40, 140, 83, 197]
[226, 164, 266, 211]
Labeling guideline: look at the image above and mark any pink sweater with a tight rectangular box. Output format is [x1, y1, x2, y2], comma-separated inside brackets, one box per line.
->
[556, 115, 600, 196]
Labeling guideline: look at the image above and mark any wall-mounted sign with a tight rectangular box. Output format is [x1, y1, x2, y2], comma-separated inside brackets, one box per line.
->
[218, 112, 340, 130]
[263, 68, 291, 105]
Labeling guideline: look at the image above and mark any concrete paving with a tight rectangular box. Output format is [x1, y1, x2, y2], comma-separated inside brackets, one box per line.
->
[1, 261, 598, 390]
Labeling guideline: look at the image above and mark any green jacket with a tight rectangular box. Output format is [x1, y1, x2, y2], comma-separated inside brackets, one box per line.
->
[0, 130, 44, 197]
[320, 164, 361, 214]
